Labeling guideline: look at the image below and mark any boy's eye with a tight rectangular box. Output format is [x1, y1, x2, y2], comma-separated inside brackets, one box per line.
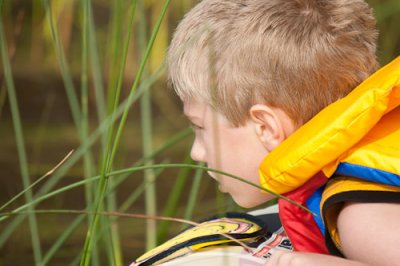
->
[190, 122, 203, 130]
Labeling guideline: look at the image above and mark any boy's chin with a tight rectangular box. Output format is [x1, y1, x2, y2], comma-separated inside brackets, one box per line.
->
[230, 192, 273, 209]
[218, 184, 227, 193]
[231, 195, 260, 209]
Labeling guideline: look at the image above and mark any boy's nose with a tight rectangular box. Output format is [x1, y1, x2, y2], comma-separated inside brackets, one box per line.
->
[190, 139, 206, 162]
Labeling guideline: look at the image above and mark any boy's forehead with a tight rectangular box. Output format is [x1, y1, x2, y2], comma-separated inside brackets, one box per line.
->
[183, 99, 235, 127]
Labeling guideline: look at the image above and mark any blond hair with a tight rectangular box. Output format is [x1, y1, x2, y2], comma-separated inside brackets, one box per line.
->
[167, 0, 378, 126]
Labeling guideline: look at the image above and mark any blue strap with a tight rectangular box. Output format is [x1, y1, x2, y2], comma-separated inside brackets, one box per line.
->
[336, 162, 400, 187]
[306, 185, 326, 236]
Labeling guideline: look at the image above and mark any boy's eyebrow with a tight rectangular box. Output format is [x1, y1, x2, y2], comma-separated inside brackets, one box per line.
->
[184, 113, 195, 119]
[184, 114, 200, 122]
[183, 109, 198, 119]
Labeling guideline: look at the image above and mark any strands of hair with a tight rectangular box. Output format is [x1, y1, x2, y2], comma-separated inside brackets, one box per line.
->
[168, 0, 378, 126]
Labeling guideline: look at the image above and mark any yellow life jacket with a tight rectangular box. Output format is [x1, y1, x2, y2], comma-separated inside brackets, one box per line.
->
[259, 56, 400, 254]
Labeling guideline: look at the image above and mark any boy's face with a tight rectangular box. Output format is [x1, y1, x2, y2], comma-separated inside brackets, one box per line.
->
[184, 99, 274, 208]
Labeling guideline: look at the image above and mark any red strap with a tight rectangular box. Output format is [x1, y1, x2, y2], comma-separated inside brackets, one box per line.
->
[278, 171, 329, 253]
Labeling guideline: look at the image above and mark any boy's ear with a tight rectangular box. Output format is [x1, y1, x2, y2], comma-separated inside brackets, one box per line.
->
[249, 104, 287, 152]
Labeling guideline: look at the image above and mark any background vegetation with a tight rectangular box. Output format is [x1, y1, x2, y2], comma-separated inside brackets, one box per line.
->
[0, 0, 399, 265]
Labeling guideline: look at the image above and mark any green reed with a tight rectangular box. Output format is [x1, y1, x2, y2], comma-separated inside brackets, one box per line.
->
[80, 0, 171, 264]
[0, 11, 42, 264]
[137, 0, 158, 250]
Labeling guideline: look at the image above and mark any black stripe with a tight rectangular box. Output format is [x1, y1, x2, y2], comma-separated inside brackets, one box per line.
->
[322, 190, 400, 257]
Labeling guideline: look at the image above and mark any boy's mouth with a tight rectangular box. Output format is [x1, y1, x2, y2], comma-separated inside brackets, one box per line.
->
[207, 171, 216, 180]
[207, 171, 226, 192]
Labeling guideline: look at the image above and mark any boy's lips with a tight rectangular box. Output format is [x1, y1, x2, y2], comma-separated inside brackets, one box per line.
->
[207, 171, 226, 192]
[207, 171, 216, 180]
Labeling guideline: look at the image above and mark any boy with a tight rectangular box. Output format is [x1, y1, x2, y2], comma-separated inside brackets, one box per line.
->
[136, 0, 400, 265]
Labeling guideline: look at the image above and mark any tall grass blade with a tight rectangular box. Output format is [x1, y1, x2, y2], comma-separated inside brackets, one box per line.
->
[41, 0, 81, 128]
[0, 13, 42, 264]
[80, 0, 171, 264]
[157, 156, 191, 243]
[102, 0, 137, 169]
[100, 1, 138, 265]
[107, 0, 170, 167]
[106, 0, 123, 112]
[107, 189, 123, 265]
[0, 83, 7, 120]
[88, 0, 106, 132]
[80, 0, 100, 265]
[137, 0, 158, 250]
[182, 165, 204, 229]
